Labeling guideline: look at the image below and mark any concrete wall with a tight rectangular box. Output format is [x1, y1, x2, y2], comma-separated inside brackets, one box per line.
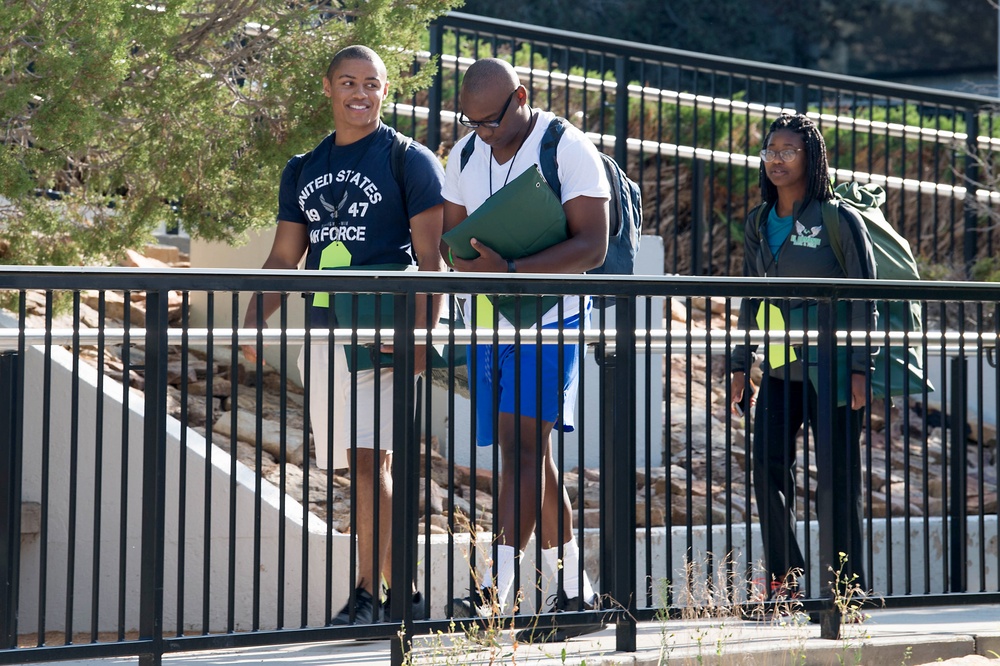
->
[633, 515, 998, 607]
[5, 311, 347, 634]
[925, 355, 998, 430]
[420, 514, 998, 614]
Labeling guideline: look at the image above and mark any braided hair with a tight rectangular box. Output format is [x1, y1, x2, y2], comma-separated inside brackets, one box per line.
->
[759, 113, 833, 207]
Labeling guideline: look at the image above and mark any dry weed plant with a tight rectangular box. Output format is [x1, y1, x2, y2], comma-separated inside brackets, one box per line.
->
[651, 553, 818, 665]
[400, 517, 522, 665]
[401, 513, 613, 665]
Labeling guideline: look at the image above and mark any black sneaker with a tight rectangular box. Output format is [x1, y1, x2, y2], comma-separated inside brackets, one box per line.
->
[380, 589, 427, 621]
[331, 587, 374, 625]
[449, 586, 494, 619]
[514, 591, 605, 644]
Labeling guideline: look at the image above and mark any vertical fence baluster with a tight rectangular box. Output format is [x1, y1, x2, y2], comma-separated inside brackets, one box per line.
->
[0, 351, 22, 650]
[139, 291, 168, 666]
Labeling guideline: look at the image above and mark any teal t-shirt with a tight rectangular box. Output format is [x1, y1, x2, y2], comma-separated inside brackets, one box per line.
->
[766, 206, 794, 259]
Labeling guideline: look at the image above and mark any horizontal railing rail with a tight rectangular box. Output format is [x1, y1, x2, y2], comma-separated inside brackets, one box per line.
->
[3, 327, 998, 353]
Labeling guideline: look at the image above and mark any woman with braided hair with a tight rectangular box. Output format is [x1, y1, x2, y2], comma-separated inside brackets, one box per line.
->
[728, 113, 877, 617]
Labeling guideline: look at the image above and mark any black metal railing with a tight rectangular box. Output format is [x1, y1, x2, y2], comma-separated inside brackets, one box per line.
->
[0, 268, 998, 664]
[387, 12, 1000, 277]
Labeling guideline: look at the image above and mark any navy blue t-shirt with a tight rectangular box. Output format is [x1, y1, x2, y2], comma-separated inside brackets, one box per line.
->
[277, 123, 444, 325]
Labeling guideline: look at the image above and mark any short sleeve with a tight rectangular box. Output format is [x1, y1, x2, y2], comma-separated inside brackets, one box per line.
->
[401, 141, 446, 218]
[276, 155, 306, 224]
[555, 130, 611, 203]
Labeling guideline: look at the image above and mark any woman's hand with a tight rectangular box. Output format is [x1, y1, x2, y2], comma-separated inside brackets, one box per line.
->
[850, 372, 868, 410]
[730, 371, 746, 415]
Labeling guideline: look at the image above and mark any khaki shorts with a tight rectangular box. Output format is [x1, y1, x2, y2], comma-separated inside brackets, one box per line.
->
[297, 344, 399, 470]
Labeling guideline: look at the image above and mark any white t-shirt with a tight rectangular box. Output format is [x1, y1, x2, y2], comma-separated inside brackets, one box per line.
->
[443, 109, 611, 328]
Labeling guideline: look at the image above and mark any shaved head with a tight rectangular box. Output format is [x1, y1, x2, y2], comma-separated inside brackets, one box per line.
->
[461, 58, 520, 97]
[327, 45, 387, 80]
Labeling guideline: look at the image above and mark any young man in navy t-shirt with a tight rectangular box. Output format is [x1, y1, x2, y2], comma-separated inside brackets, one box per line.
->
[242, 45, 445, 625]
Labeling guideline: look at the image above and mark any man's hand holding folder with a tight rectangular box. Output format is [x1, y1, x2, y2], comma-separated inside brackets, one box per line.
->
[441, 165, 566, 326]
[441, 165, 568, 264]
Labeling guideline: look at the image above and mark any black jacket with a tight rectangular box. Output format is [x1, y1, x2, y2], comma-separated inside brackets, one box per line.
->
[731, 197, 878, 375]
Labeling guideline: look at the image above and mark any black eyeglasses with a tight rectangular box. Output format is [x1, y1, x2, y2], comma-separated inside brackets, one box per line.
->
[458, 90, 517, 129]
[759, 148, 804, 163]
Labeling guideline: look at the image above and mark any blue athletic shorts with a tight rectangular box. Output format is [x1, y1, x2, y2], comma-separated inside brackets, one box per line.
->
[470, 314, 585, 446]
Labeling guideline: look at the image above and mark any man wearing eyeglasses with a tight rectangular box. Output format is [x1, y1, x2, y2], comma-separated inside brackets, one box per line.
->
[439, 57, 610, 643]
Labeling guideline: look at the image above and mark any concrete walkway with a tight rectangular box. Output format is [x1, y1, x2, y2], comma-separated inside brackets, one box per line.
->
[20, 604, 1000, 665]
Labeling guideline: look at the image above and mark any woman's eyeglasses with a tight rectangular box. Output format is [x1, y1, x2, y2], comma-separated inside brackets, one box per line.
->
[759, 148, 803, 163]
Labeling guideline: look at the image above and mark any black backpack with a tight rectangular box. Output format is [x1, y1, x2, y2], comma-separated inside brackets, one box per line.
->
[459, 116, 643, 275]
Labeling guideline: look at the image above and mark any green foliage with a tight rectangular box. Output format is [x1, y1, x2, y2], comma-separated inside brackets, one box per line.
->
[916, 258, 965, 282]
[0, 0, 459, 266]
[971, 256, 1000, 282]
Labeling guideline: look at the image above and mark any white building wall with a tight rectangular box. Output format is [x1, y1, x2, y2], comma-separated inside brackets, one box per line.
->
[6, 311, 346, 633]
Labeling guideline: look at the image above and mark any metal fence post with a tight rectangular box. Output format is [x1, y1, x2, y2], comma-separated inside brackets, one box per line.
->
[597, 344, 616, 604]
[691, 159, 705, 275]
[390, 292, 418, 666]
[594, 342, 616, 594]
[814, 300, 840, 640]
[949, 356, 968, 592]
[607, 296, 637, 651]
[139, 292, 168, 666]
[614, 56, 629, 169]
[793, 84, 808, 114]
[963, 108, 980, 277]
[427, 22, 444, 152]
[0, 351, 22, 649]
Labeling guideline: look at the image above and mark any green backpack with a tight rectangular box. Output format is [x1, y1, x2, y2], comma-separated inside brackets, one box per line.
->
[819, 182, 933, 399]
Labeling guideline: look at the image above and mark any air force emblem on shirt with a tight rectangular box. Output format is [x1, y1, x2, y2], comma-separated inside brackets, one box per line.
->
[790, 220, 823, 249]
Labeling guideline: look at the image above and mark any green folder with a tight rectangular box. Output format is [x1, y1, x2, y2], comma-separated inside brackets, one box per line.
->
[442, 165, 567, 327]
[443, 164, 568, 260]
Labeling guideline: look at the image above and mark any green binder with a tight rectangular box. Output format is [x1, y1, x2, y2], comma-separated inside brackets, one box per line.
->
[442, 165, 567, 327]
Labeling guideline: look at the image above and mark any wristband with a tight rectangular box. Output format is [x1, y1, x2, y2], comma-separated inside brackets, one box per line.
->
[448, 248, 454, 267]
[506, 258, 517, 273]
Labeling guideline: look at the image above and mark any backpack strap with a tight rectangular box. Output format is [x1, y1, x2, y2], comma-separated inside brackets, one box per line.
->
[538, 117, 569, 200]
[751, 202, 770, 237]
[821, 198, 879, 281]
[459, 135, 476, 171]
[389, 130, 412, 218]
[820, 200, 846, 274]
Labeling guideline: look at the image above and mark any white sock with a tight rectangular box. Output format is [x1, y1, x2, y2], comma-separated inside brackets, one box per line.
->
[547, 538, 595, 603]
[481, 544, 518, 612]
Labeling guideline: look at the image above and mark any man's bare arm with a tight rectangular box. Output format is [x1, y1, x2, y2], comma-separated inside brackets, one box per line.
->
[241, 221, 309, 363]
[403, 203, 446, 374]
[441, 200, 468, 268]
